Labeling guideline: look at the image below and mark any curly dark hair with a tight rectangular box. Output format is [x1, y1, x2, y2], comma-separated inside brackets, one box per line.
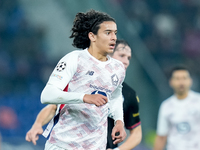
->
[70, 9, 116, 49]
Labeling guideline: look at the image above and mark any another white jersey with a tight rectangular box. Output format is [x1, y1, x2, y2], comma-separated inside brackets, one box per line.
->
[42, 49, 125, 150]
[157, 90, 200, 150]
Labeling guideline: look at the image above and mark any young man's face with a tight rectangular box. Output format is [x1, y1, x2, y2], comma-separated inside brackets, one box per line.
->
[112, 44, 131, 70]
[170, 70, 192, 95]
[94, 21, 117, 55]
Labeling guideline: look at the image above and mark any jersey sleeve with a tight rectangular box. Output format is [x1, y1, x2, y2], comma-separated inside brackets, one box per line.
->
[41, 51, 85, 104]
[124, 95, 141, 130]
[156, 102, 169, 136]
[108, 65, 125, 123]
[48, 51, 78, 89]
[108, 84, 124, 123]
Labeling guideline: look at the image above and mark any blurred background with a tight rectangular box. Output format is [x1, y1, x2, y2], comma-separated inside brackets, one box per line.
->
[1, 0, 200, 149]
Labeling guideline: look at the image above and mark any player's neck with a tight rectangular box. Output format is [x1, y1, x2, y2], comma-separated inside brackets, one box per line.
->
[88, 46, 108, 62]
[175, 91, 189, 100]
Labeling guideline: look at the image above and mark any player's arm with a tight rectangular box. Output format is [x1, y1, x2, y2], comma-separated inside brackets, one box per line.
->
[25, 104, 57, 145]
[153, 103, 168, 150]
[109, 84, 126, 145]
[33, 104, 57, 126]
[111, 120, 126, 145]
[116, 93, 142, 150]
[41, 52, 107, 106]
[41, 84, 107, 106]
[117, 125, 142, 150]
[153, 135, 167, 150]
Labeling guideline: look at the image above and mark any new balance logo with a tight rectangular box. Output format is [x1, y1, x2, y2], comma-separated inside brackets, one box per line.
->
[86, 70, 94, 76]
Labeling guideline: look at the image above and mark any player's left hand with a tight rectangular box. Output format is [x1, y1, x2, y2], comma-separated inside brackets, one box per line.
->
[111, 120, 126, 145]
[25, 123, 43, 145]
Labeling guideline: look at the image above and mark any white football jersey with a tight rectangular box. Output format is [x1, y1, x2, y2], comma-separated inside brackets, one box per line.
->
[42, 49, 125, 150]
[157, 90, 200, 150]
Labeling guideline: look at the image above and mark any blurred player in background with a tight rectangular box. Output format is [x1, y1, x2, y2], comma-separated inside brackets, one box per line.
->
[107, 40, 142, 150]
[154, 65, 200, 150]
[26, 40, 142, 150]
[37, 9, 126, 150]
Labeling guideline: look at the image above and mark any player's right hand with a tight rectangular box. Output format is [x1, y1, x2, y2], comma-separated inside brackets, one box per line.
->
[83, 94, 108, 106]
[25, 123, 43, 145]
[111, 120, 126, 145]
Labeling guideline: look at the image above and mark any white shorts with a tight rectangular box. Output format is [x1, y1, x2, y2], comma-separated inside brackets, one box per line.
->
[44, 140, 67, 150]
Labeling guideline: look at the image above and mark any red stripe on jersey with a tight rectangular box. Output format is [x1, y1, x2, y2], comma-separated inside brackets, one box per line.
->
[63, 84, 69, 92]
[59, 84, 69, 111]
[126, 121, 141, 130]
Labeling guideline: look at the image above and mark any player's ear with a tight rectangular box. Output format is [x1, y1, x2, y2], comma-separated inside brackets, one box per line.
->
[88, 32, 96, 42]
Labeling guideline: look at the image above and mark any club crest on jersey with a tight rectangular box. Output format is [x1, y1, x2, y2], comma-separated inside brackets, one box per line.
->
[111, 74, 119, 86]
[176, 122, 191, 134]
[56, 62, 66, 72]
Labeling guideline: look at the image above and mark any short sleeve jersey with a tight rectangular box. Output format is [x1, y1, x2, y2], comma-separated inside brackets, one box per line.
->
[157, 90, 200, 150]
[122, 82, 141, 129]
[43, 49, 125, 150]
[106, 82, 141, 148]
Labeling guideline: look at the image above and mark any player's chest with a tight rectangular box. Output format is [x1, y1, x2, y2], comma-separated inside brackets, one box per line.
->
[72, 60, 122, 87]
[168, 103, 200, 123]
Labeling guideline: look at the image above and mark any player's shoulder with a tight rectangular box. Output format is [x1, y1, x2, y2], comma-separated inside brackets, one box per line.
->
[189, 90, 200, 102]
[160, 95, 175, 108]
[190, 90, 200, 97]
[110, 57, 125, 69]
[122, 82, 136, 95]
[110, 57, 123, 65]
[122, 82, 139, 105]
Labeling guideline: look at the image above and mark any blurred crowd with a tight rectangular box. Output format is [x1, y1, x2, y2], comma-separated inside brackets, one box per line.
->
[111, 0, 200, 90]
[0, 0, 50, 139]
[0, 0, 49, 96]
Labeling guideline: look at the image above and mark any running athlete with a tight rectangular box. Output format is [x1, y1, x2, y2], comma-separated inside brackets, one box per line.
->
[154, 66, 200, 150]
[39, 10, 126, 150]
[107, 40, 142, 150]
[26, 40, 141, 150]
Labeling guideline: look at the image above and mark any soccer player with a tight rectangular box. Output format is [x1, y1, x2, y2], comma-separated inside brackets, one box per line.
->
[26, 40, 142, 150]
[107, 40, 142, 150]
[153, 66, 200, 150]
[39, 9, 126, 150]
